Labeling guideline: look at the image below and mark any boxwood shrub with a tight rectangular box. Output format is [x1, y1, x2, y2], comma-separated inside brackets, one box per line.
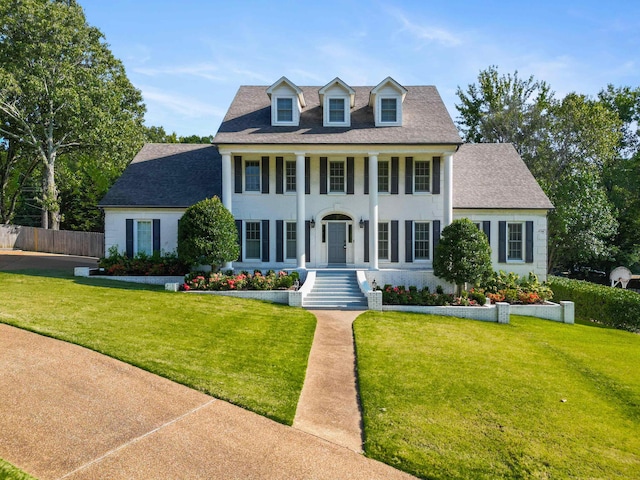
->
[548, 275, 640, 333]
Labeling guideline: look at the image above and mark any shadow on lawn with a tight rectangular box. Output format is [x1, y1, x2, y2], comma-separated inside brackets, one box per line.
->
[0, 269, 165, 292]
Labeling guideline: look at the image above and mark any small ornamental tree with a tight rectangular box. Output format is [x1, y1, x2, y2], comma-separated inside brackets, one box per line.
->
[433, 218, 493, 294]
[177, 196, 239, 271]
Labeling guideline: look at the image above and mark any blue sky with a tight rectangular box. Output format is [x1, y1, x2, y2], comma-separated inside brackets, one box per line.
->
[81, 0, 640, 138]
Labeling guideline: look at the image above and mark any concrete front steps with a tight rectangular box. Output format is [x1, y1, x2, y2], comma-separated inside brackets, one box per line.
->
[303, 270, 368, 310]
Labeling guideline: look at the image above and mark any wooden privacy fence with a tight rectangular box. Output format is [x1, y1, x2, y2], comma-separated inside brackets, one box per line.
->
[0, 224, 104, 258]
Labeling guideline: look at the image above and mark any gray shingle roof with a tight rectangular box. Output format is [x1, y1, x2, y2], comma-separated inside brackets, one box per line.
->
[99, 143, 221, 208]
[453, 143, 553, 210]
[213, 85, 462, 145]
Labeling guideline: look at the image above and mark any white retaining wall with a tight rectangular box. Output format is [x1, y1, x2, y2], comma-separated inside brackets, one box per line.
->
[383, 301, 574, 324]
[74, 267, 183, 285]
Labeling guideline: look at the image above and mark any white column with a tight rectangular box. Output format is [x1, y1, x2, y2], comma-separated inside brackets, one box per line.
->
[220, 151, 233, 270]
[221, 152, 232, 212]
[295, 152, 306, 269]
[443, 152, 453, 226]
[369, 153, 379, 270]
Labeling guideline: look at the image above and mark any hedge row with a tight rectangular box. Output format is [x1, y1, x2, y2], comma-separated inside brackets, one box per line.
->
[548, 276, 640, 333]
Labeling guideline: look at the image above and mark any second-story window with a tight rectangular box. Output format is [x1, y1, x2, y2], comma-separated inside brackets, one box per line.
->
[277, 98, 293, 122]
[329, 161, 345, 193]
[378, 161, 390, 193]
[414, 160, 431, 193]
[329, 98, 345, 123]
[245, 160, 260, 192]
[285, 160, 296, 192]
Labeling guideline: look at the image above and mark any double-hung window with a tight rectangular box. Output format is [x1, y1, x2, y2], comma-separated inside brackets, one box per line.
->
[245, 160, 260, 192]
[276, 97, 293, 123]
[245, 222, 261, 259]
[329, 161, 345, 193]
[414, 160, 431, 193]
[507, 222, 524, 261]
[328, 98, 345, 123]
[414, 222, 430, 261]
[285, 160, 296, 192]
[285, 222, 297, 259]
[380, 98, 397, 123]
[378, 222, 389, 260]
[378, 161, 390, 193]
[135, 220, 152, 256]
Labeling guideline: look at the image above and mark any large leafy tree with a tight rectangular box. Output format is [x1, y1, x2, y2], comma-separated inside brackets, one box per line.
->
[547, 167, 618, 271]
[0, 0, 145, 229]
[433, 218, 493, 293]
[177, 197, 239, 271]
[455, 65, 553, 172]
[456, 67, 627, 272]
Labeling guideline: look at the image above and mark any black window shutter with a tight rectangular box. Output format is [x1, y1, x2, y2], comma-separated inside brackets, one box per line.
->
[305, 157, 310, 194]
[347, 157, 354, 194]
[432, 156, 441, 194]
[364, 157, 369, 195]
[276, 220, 283, 262]
[305, 220, 311, 263]
[261, 156, 269, 194]
[432, 220, 441, 259]
[391, 157, 399, 194]
[261, 220, 269, 262]
[235, 220, 242, 261]
[405, 157, 413, 194]
[320, 157, 327, 194]
[152, 219, 160, 253]
[498, 221, 506, 263]
[482, 221, 491, 245]
[125, 219, 133, 257]
[234, 156, 242, 193]
[526, 221, 534, 263]
[405, 220, 413, 262]
[391, 220, 399, 262]
[364, 220, 370, 263]
[276, 157, 283, 194]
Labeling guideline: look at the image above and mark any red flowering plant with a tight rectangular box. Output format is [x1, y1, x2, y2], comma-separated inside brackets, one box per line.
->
[477, 271, 553, 305]
[181, 270, 299, 291]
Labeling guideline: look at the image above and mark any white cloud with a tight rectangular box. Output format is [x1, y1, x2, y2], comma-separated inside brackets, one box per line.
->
[141, 87, 226, 118]
[389, 9, 462, 48]
[134, 63, 224, 81]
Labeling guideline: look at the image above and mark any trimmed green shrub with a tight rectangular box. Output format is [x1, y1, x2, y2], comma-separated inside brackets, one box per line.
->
[434, 218, 493, 293]
[177, 196, 239, 271]
[549, 275, 640, 332]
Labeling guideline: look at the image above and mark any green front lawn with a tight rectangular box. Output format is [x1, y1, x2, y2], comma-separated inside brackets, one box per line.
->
[0, 271, 316, 425]
[354, 312, 640, 479]
[0, 458, 36, 480]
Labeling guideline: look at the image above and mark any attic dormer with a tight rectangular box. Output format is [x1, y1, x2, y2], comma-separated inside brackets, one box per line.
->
[266, 76, 306, 127]
[369, 77, 408, 127]
[318, 77, 355, 127]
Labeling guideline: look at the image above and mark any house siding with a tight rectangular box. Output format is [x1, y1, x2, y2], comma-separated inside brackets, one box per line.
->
[453, 209, 549, 280]
[103, 208, 185, 256]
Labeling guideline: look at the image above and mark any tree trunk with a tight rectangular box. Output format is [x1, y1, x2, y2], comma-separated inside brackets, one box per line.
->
[41, 158, 60, 230]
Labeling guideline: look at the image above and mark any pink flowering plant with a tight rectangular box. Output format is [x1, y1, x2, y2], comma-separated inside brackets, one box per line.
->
[182, 269, 298, 291]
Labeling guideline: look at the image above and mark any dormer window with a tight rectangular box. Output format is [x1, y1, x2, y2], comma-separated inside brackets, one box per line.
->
[319, 77, 355, 127]
[267, 76, 305, 127]
[277, 97, 293, 122]
[370, 77, 407, 127]
[380, 98, 397, 123]
[329, 98, 345, 123]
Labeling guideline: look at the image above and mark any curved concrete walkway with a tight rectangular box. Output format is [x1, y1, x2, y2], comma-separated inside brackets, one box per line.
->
[0, 323, 414, 479]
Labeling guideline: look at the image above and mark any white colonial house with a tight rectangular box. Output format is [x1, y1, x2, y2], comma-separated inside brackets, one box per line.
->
[100, 76, 553, 283]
